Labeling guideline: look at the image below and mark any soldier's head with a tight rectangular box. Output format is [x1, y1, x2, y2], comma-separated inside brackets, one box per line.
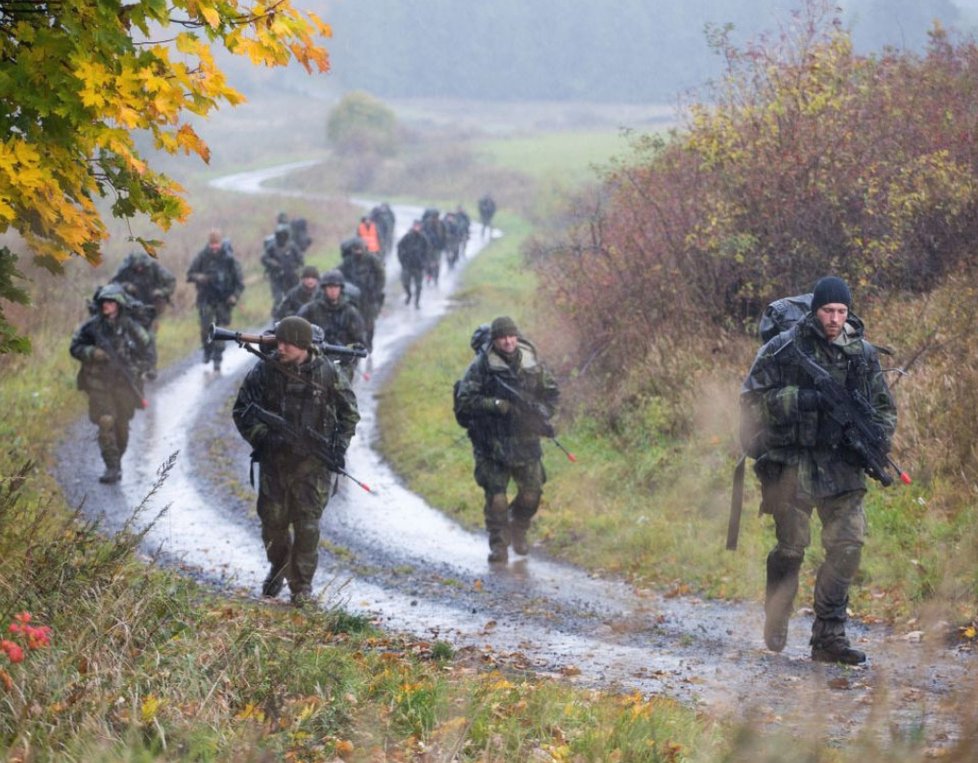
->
[96, 283, 128, 319]
[208, 229, 223, 252]
[276, 211, 289, 224]
[275, 223, 290, 245]
[300, 265, 320, 290]
[811, 276, 852, 341]
[128, 250, 151, 271]
[275, 316, 313, 365]
[490, 316, 520, 355]
[320, 269, 345, 303]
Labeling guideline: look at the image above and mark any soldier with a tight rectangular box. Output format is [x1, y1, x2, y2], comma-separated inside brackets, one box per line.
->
[356, 216, 382, 256]
[478, 194, 496, 238]
[338, 236, 385, 350]
[232, 316, 360, 607]
[274, 265, 320, 320]
[187, 229, 245, 373]
[70, 284, 155, 484]
[454, 316, 560, 563]
[397, 220, 429, 309]
[370, 203, 396, 257]
[261, 223, 304, 311]
[420, 208, 446, 286]
[741, 276, 897, 664]
[298, 269, 367, 382]
[109, 250, 176, 333]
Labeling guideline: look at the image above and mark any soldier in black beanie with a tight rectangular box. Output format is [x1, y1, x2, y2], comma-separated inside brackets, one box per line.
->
[741, 276, 898, 664]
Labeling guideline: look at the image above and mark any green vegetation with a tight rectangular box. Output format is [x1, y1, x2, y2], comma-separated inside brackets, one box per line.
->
[478, 130, 630, 186]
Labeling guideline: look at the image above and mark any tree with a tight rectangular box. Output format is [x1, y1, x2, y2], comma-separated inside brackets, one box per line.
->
[0, 0, 331, 353]
[326, 91, 399, 157]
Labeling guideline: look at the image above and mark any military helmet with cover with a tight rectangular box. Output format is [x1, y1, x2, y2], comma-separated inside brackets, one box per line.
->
[96, 282, 129, 308]
[319, 269, 345, 287]
[274, 223, 291, 243]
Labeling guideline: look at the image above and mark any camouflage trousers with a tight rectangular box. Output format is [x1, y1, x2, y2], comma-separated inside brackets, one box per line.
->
[197, 301, 232, 363]
[474, 456, 546, 546]
[257, 460, 332, 596]
[759, 462, 866, 624]
[87, 388, 136, 469]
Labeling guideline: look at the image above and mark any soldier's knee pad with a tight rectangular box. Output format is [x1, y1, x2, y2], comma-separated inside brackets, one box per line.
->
[828, 544, 862, 578]
[512, 490, 541, 515]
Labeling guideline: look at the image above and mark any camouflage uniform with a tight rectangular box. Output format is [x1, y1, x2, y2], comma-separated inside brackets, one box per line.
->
[110, 251, 176, 332]
[339, 248, 385, 350]
[187, 239, 245, 371]
[741, 309, 897, 661]
[297, 288, 366, 382]
[69, 286, 155, 483]
[261, 225, 304, 308]
[455, 329, 559, 562]
[274, 281, 319, 321]
[232, 344, 359, 603]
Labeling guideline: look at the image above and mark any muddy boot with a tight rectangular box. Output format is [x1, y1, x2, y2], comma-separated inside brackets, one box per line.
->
[510, 520, 530, 556]
[764, 551, 801, 652]
[98, 461, 122, 484]
[261, 565, 286, 598]
[487, 539, 508, 564]
[811, 617, 865, 665]
[291, 589, 312, 608]
[485, 493, 510, 563]
[97, 416, 122, 484]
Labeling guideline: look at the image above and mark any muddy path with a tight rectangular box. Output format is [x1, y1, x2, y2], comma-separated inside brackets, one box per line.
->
[56, 164, 975, 747]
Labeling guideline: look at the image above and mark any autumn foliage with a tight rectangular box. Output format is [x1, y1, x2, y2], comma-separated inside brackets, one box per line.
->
[530, 4, 978, 390]
[0, 0, 331, 352]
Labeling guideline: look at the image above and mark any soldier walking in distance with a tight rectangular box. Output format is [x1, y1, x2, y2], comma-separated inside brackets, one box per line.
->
[261, 223, 304, 311]
[298, 269, 366, 382]
[110, 250, 176, 333]
[232, 316, 360, 607]
[274, 265, 320, 320]
[397, 221, 429, 309]
[187, 229, 245, 373]
[70, 284, 155, 484]
[338, 235, 385, 350]
[741, 276, 897, 664]
[454, 317, 560, 563]
[478, 193, 496, 238]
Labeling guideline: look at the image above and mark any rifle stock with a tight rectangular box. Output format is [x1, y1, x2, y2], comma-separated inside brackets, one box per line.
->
[209, 324, 368, 359]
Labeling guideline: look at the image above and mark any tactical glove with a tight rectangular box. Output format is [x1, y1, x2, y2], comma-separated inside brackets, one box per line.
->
[91, 347, 109, 362]
[226, 295, 237, 306]
[485, 397, 511, 415]
[261, 432, 289, 455]
[798, 389, 821, 412]
[331, 451, 346, 470]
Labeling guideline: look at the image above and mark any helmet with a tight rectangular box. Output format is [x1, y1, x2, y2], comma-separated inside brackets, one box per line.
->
[319, 269, 345, 287]
[276, 211, 289, 224]
[274, 223, 290, 242]
[127, 250, 151, 268]
[96, 283, 129, 307]
[275, 316, 313, 350]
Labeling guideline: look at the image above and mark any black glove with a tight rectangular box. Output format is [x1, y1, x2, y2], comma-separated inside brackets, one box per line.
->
[330, 450, 346, 470]
[538, 421, 556, 438]
[261, 432, 289, 455]
[798, 389, 821, 412]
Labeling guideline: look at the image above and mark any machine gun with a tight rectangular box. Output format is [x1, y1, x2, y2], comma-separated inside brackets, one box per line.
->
[491, 376, 576, 463]
[209, 325, 368, 360]
[244, 404, 372, 493]
[795, 346, 910, 488]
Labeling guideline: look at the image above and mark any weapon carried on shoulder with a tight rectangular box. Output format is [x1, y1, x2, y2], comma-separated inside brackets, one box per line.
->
[795, 346, 910, 487]
[245, 403, 373, 494]
[492, 376, 577, 463]
[94, 333, 148, 409]
[209, 325, 368, 360]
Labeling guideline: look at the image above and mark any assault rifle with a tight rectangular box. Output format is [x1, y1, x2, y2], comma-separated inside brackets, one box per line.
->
[794, 346, 910, 488]
[94, 333, 148, 409]
[244, 403, 373, 494]
[209, 325, 368, 360]
[492, 376, 577, 463]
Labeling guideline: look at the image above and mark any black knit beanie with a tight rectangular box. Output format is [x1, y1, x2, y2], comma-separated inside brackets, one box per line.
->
[811, 276, 852, 312]
[490, 316, 519, 339]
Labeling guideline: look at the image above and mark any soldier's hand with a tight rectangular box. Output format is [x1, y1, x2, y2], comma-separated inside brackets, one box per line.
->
[798, 389, 822, 412]
[331, 451, 346, 470]
[123, 282, 138, 295]
[487, 398, 511, 415]
[91, 348, 109, 362]
[190, 273, 209, 284]
[226, 295, 237, 306]
[151, 289, 165, 299]
[261, 432, 288, 454]
[539, 421, 556, 438]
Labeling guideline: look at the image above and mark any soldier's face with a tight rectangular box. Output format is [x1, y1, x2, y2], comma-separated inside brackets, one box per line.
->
[816, 303, 848, 341]
[276, 341, 308, 365]
[493, 334, 519, 354]
[100, 300, 119, 319]
[324, 285, 342, 302]
[208, 242, 221, 252]
[302, 277, 318, 290]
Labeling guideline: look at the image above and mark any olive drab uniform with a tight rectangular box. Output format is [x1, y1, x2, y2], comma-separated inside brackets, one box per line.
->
[397, 225, 429, 309]
[297, 290, 366, 382]
[187, 239, 244, 372]
[455, 333, 559, 562]
[70, 288, 155, 483]
[110, 251, 177, 332]
[232, 348, 360, 603]
[261, 225, 304, 309]
[741, 310, 896, 661]
[274, 276, 320, 321]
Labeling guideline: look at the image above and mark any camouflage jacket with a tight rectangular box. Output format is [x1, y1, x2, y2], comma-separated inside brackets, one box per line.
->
[69, 313, 154, 394]
[232, 349, 360, 466]
[186, 245, 244, 305]
[297, 296, 366, 349]
[110, 256, 176, 304]
[741, 312, 897, 498]
[455, 339, 560, 465]
[261, 240, 304, 287]
[274, 283, 318, 321]
[397, 229, 429, 273]
[339, 252, 386, 309]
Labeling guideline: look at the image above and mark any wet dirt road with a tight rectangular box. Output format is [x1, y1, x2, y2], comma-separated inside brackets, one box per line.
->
[56, 163, 975, 746]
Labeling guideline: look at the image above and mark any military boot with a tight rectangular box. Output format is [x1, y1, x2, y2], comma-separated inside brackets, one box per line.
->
[763, 552, 801, 652]
[510, 520, 530, 556]
[261, 565, 286, 598]
[487, 540, 508, 564]
[485, 493, 510, 563]
[98, 462, 122, 484]
[810, 618, 866, 665]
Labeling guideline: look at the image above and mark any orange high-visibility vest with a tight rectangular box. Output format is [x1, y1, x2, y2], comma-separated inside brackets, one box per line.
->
[357, 220, 380, 253]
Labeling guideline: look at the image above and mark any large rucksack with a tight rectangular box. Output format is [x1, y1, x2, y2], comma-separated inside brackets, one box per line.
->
[758, 293, 812, 343]
[453, 324, 491, 429]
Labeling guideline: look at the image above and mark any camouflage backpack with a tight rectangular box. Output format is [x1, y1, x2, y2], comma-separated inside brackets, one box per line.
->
[452, 324, 491, 430]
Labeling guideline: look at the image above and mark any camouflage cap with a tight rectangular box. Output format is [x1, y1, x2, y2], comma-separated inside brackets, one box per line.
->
[490, 316, 519, 339]
[275, 316, 314, 350]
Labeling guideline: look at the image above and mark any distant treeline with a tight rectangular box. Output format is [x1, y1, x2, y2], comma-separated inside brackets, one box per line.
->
[318, 0, 971, 104]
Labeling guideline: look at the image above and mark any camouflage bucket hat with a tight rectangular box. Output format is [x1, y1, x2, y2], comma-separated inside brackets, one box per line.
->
[275, 316, 314, 349]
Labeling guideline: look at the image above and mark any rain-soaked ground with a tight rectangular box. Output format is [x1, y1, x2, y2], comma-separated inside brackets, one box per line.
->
[56, 163, 976, 749]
